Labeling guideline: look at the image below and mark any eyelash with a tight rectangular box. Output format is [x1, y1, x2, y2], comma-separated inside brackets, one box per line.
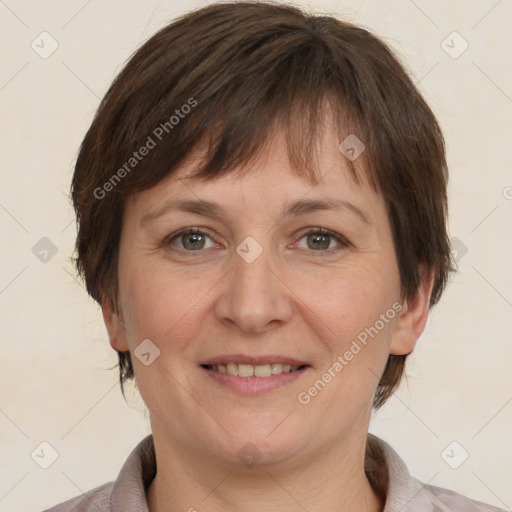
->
[164, 226, 350, 254]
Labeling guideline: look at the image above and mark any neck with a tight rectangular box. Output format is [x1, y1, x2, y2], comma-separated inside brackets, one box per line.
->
[146, 422, 384, 512]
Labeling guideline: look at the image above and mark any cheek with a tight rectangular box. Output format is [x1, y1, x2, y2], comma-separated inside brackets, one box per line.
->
[118, 258, 216, 349]
[295, 273, 399, 425]
[299, 264, 400, 410]
[303, 261, 398, 341]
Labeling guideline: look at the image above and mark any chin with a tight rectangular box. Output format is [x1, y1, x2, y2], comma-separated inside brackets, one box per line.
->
[197, 416, 314, 468]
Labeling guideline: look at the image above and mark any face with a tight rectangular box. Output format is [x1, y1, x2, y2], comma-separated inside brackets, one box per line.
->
[104, 124, 431, 470]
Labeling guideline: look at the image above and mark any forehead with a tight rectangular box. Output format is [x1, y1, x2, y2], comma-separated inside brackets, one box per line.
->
[127, 125, 379, 222]
[176, 123, 368, 187]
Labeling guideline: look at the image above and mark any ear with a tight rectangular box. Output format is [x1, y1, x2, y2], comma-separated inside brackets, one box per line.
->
[101, 298, 129, 352]
[390, 267, 435, 355]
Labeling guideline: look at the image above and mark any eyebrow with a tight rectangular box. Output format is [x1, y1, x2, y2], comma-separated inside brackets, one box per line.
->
[140, 197, 371, 226]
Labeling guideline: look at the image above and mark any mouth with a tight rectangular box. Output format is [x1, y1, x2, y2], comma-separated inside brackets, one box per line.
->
[200, 362, 309, 377]
[199, 354, 311, 394]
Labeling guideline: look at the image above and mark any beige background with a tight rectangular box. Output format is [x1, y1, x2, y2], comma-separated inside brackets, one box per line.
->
[0, 0, 511, 511]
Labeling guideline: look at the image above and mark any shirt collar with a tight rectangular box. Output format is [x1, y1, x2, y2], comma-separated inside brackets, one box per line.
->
[111, 434, 156, 511]
[366, 433, 439, 511]
[109, 433, 432, 511]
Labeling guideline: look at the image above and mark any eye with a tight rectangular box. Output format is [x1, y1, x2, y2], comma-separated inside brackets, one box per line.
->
[295, 227, 350, 252]
[164, 226, 349, 253]
[166, 227, 218, 251]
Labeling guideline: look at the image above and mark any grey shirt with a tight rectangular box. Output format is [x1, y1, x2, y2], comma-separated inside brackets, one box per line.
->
[44, 434, 506, 511]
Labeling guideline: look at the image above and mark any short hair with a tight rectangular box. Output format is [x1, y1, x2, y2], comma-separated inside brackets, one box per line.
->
[71, 1, 454, 409]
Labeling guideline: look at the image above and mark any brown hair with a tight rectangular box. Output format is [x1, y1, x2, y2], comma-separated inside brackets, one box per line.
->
[71, 1, 454, 409]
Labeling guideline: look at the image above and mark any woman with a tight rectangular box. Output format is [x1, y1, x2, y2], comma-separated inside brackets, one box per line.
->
[45, 1, 505, 511]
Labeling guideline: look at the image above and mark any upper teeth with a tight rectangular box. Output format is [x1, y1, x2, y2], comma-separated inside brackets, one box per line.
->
[209, 363, 302, 377]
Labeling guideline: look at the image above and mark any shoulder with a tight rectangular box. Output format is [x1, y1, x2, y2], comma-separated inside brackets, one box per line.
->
[366, 434, 507, 512]
[422, 482, 507, 511]
[42, 435, 155, 512]
[42, 481, 113, 512]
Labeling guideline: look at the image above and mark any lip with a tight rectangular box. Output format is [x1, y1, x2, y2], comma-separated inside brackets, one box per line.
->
[200, 365, 311, 395]
[199, 354, 310, 367]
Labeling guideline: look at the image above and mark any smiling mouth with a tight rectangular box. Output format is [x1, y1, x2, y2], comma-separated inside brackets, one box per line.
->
[201, 363, 309, 377]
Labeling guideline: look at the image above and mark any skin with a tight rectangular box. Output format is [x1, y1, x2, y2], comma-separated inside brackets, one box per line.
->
[103, 124, 434, 512]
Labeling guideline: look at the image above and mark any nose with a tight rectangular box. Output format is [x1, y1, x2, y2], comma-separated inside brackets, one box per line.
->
[213, 241, 293, 334]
